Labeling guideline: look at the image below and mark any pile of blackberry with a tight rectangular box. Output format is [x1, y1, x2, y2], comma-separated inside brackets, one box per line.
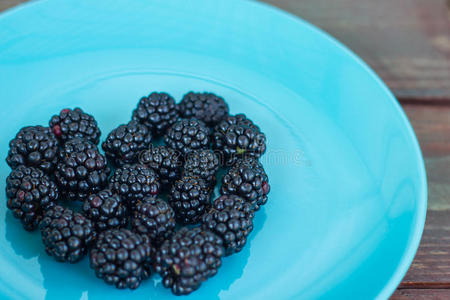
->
[5, 91, 270, 295]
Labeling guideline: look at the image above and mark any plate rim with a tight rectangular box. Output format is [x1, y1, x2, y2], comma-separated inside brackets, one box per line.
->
[0, 0, 428, 299]
[257, 3, 427, 298]
[251, 1, 428, 298]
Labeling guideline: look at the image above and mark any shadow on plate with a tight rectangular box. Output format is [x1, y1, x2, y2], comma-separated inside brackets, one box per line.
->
[38, 254, 93, 300]
[204, 207, 267, 298]
[4, 205, 267, 299]
[5, 211, 41, 259]
[5, 211, 91, 299]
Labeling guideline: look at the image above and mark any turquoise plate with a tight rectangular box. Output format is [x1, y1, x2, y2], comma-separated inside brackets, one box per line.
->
[0, 0, 427, 299]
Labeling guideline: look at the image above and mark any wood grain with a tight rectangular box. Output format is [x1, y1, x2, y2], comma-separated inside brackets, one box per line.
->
[403, 105, 450, 211]
[0, 0, 25, 11]
[396, 104, 450, 293]
[399, 210, 450, 286]
[392, 289, 450, 300]
[404, 104, 450, 157]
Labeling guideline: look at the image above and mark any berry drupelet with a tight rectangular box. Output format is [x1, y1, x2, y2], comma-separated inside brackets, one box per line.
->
[138, 145, 182, 190]
[102, 120, 152, 167]
[55, 138, 110, 201]
[39, 205, 96, 263]
[131, 196, 176, 246]
[6, 126, 59, 174]
[178, 92, 229, 127]
[213, 194, 254, 214]
[109, 164, 160, 210]
[89, 229, 153, 290]
[212, 114, 266, 165]
[183, 149, 220, 188]
[6, 166, 58, 231]
[49, 108, 101, 145]
[154, 227, 224, 295]
[221, 157, 270, 211]
[164, 118, 210, 156]
[202, 195, 254, 255]
[132, 92, 179, 136]
[168, 176, 211, 224]
[82, 189, 128, 232]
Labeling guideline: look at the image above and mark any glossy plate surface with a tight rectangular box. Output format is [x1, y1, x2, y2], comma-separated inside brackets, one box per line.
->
[0, 0, 427, 299]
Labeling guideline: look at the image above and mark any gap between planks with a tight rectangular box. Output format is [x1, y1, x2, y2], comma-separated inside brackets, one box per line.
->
[399, 282, 450, 289]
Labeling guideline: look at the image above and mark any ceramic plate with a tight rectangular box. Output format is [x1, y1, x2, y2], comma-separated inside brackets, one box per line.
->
[0, 0, 427, 299]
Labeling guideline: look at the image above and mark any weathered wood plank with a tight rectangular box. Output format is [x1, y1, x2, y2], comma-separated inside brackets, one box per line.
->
[399, 210, 450, 286]
[391, 289, 450, 300]
[403, 104, 450, 158]
[398, 105, 450, 287]
[0, 0, 25, 11]
[403, 104, 450, 211]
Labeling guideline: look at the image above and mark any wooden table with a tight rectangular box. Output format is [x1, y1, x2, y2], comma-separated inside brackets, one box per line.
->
[2, 0, 449, 299]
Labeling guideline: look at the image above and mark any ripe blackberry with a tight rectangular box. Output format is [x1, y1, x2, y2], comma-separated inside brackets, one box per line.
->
[90, 229, 153, 289]
[131, 196, 175, 245]
[132, 92, 179, 136]
[39, 205, 96, 263]
[82, 189, 128, 232]
[202, 195, 254, 255]
[6, 166, 58, 231]
[154, 227, 224, 295]
[102, 120, 152, 167]
[138, 145, 182, 189]
[213, 194, 254, 214]
[213, 114, 266, 165]
[109, 164, 160, 210]
[178, 92, 229, 127]
[49, 108, 101, 145]
[55, 138, 110, 201]
[221, 158, 270, 210]
[183, 150, 219, 188]
[168, 176, 211, 224]
[6, 126, 59, 174]
[164, 119, 210, 156]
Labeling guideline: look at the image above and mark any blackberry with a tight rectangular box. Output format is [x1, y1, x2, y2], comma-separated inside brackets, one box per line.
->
[39, 205, 96, 263]
[132, 92, 179, 136]
[49, 108, 101, 145]
[55, 138, 110, 201]
[138, 145, 182, 189]
[6, 126, 59, 174]
[168, 176, 210, 224]
[164, 119, 210, 156]
[102, 120, 152, 167]
[109, 164, 160, 210]
[131, 196, 175, 245]
[89, 229, 153, 289]
[221, 158, 270, 210]
[183, 149, 219, 188]
[6, 166, 58, 231]
[154, 227, 224, 295]
[213, 114, 255, 135]
[213, 114, 266, 165]
[202, 195, 254, 255]
[178, 92, 229, 127]
[82, 189, 128, 232]
[213, 194, 254, 214]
